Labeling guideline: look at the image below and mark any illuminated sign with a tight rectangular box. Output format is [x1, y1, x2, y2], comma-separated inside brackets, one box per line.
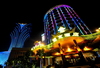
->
[64, 33, 70, 37]
[72, 32, 79, 36]
[58, 26, 66, 33]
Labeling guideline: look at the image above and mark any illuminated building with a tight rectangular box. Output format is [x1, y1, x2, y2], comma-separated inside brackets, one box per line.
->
[43, 4, 92, 44]
[30, 4, 100, 67]
[0, 23, 32, 67]
[8, 23, 32, 51]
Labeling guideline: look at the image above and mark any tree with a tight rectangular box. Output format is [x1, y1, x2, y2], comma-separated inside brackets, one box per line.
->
[36, 49, 45, 68]
[6, 50, 35, 68]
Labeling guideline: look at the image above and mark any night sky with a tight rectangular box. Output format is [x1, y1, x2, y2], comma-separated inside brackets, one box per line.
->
[0, 1, 100, 51]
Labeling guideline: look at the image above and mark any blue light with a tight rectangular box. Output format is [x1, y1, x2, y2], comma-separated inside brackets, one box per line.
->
[44, 14, 47, 20]
[0, 51, 10, 66]
[8, 23, 31, 51]
[20, 24, 26, 29]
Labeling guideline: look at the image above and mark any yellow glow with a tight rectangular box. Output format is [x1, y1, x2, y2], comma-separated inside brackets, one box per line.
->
[64, 33, 70, 37]
[66, 47, 73, 52]
[73, 54, 79, 57]
[52, 38, 57, 42]
[34, 41, 42, 46]
[31, 48, 34, 50]
[52, 52, 61, 55]
[33, 35, 91, 55]
[65, 55, 70, 58]
[60, 50, 63, 54]
[77, 47, 82, 51]
[72, 32, 79, 36]
[38, 41, 41, 44]
[58, 35, 63, 39]
[52, 36, 84, 48]
[96, 27, 100, 32]
[42, 56, 44, 58]
[58, 26, 66, 33]
[96, 29, 99, 32]
[83, 46, 92, 51]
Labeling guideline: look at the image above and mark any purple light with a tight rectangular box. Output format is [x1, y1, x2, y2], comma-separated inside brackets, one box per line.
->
[54, 5, 71, 9]
[45, 5, 71, 18]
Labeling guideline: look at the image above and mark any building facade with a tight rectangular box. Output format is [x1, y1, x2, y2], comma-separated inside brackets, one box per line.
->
[43, 4, 92, 44]
[8, 23, 32, 51]
[8, 48, 31, 61]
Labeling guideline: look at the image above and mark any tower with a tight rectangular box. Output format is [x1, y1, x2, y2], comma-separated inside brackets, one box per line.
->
[43, 4, 92, 44]
[8, 23, 32, 51]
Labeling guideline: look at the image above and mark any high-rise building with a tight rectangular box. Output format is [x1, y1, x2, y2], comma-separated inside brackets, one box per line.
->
[8, 23, 32, 51]
[0, 23, 31, 66]
[43, 4, 92, 44]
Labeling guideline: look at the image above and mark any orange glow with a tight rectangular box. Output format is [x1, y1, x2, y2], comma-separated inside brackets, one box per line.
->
[77, 47, 82, 51]
[33, 36, 87, 55]
[67, 47, 72, 52]
[33, 47, 50, 55]
[83, 46, 92, 51]
[94, 35, 100, 42]
[52, 52, 61, 56]
[65, 55, 71, 58]
[73, 54, 79, 57]
[60, 50, 63, 54]
[52, 36, 84, 48]
[66, 47, 73, 52]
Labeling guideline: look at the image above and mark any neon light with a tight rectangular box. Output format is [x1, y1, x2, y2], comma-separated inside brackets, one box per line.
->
[44, 14, 47, 20]
[20, 24, 26, 29]
[0, 51, 10, 66]
[71, 8, 92, 34]
[43, 4, 92, 44]
[70, 9, 88, 34]
[59, 7, 71, 30]
[64, 33, 70, 37]
[72, 32, 79, 36]
[51, 11, 58, 32]
[66, 7, 84, 35]
[52, 38, 57, 42]
[8, 23, 31, 51]
[58, 35, 63, 39]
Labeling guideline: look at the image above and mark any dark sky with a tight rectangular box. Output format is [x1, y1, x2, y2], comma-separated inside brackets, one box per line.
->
[0, 1, 100, 51]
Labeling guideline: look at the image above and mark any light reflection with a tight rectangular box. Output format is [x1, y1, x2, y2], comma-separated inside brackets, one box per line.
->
[83, 46, 92, 51]
[52, 52, 60, 56]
